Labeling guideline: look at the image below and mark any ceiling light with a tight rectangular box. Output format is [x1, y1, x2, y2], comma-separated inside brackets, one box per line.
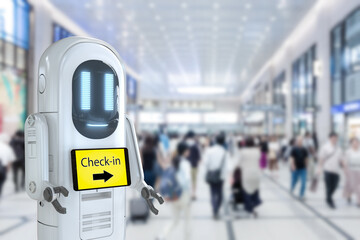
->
[155, 15, 161, 21]
[187, 26, 192, 31]
[245, 3, 252, 9]
[213, 3, 220, 9]
[122, 31, 129, 37]
[184, 15, 190, 21]
[126, 14, 135, 22]
[96, 0, 103, 6]
[160, 26, 166, 31]
[270, 16, 276, 21]
[242, 16, 247, 21]
[177, 86, 227, 95]
[96, 14, 103, 21]
[277, 0, 287, 9]
[181, 2, 188, 9]
[85, 3, 91, 8]
[149, 2, 155, 8]
[213, 15, 219, 22]
[213, 26, 218, 31]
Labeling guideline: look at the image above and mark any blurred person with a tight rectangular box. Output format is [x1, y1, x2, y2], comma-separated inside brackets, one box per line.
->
[204, 134, 228, 219]
[199, 134, 210, 151]
[254, 136, 260, 146]
[159, 124, 170, 157]
[284, 138, 295, 162]
[343, 138, 360, 207]
[227, 133, 236, 157]
[141, 135, 157, 188]
[280, 136, 289, 162]
[259, 136, 269, 170]
[318, 132, 344, 209]
[169, 133, 180, 156]
[184, 131, 201, 200]
[313, 132, 319, 152]
[219, 131, 229, 149]
[268, 136, 280, 173]
[0, 135, 16, 197]
[290, 136, 308, 200]
[304, 131, 317, 181]
[10, 130, 25, 192]
[158, 142, 192, 240]
[238, 137, 262, 217]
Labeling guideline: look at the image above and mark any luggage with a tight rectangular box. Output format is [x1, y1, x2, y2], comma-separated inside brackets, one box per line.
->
[129, 198, 150, 222]
[231, 167, 244, 208]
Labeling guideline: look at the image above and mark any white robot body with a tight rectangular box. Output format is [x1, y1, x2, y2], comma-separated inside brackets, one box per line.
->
[25, 37, 163, 240]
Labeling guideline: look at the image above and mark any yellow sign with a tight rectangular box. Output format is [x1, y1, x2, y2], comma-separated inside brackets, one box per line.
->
[71, 148, 131, 191]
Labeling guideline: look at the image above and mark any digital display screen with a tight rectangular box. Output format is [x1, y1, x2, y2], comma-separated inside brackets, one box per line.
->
[71, 148, 131, 191]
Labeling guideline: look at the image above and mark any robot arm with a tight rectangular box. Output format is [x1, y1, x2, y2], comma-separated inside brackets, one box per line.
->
[125, 115, 164, 215]
[25, 114, 68, 214]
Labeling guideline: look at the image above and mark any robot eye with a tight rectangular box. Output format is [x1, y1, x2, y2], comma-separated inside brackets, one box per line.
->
[72, 60, 119, 139]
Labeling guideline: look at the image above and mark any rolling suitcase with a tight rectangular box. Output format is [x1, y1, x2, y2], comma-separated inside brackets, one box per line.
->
[231, 167, 244, 210]
[129, 197, 150, 222]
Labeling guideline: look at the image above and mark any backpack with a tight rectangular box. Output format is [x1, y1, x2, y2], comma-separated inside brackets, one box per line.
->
[188, 145, 201, 167]
[159, 166, 182, 201]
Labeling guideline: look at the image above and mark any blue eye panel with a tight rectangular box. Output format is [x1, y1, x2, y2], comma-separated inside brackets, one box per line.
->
[104, 73, 114, 111]
[72, 60, 119, 139]
[81, 71, 91, 110]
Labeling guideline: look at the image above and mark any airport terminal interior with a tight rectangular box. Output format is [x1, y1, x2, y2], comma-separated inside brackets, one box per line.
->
[2, 0, 360, 239]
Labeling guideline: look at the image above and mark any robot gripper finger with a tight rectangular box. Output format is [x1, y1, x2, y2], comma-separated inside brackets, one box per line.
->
[141, 186, 165, 215]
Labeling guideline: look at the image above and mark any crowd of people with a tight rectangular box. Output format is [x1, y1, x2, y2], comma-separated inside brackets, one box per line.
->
[140, 129, 264, 240]
[137, 127, 360, 239]
[256, 131, 360, 209]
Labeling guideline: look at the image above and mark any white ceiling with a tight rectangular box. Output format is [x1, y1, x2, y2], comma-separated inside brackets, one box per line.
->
[49, 0, 317, 100]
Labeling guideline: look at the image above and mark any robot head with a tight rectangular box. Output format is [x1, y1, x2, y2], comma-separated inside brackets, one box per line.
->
[37, 37, 126, 145]
[72, 60, 119, 139]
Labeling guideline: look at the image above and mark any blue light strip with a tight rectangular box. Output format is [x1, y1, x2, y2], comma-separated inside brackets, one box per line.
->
[81, 71, 91, 110]
[87, 123, 109, 127]
[104, 73, 114, 111]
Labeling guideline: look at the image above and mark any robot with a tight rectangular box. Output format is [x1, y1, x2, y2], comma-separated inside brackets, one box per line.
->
[24, 37, 164, 240]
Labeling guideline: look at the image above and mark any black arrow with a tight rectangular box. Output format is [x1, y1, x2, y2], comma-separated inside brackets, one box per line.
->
[93, 171, 113, 182]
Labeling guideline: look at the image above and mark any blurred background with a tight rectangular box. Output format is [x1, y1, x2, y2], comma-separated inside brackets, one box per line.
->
[1, 0, 360, 239]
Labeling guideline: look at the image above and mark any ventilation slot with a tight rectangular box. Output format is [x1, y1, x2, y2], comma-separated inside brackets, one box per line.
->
[82, 192, 111, 201]
[83, 224, 111, 232]
[82, 211, 111, 219]
[81, 211, 111, 233]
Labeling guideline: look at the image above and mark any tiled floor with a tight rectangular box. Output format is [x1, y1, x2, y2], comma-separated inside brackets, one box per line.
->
[1, 162, 360, 240]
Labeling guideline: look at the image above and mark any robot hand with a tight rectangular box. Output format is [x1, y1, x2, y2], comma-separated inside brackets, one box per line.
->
[125, 115, 164, 215]
[141, 186, 165, 215]
[43, 182, 69, 214]
[25, 114, 69, 215]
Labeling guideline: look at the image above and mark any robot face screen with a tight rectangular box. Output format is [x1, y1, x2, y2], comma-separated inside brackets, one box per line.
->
[72, 60, 119, 139]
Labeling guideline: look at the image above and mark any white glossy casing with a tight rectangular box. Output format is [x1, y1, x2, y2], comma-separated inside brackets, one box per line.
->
[34, 37, 127, 240]
[25, 113, 49, 200]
